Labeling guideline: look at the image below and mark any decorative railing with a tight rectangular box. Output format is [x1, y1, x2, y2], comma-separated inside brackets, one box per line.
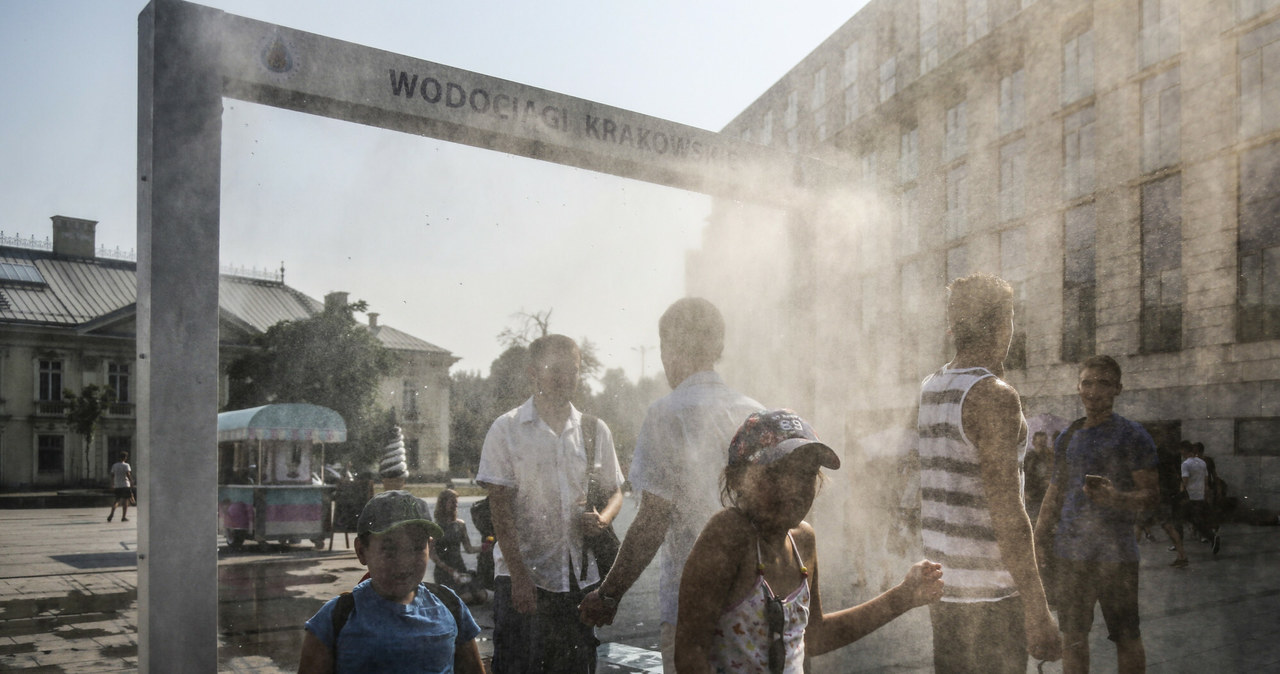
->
[107, 402, 136, 417]
[34, 400, 71, 416]
[2, 231, 280, 282]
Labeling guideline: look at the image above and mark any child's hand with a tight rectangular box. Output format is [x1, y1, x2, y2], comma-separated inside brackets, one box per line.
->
[899, 560, 944, 608]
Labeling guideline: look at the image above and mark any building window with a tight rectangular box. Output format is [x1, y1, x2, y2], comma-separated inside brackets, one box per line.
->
[812, 68, 827, 111]
[407, 438, 421, 471]
[739, 128, 752, 142]
[1141, 67, 1181, 173]
[1238, 139, 1280, 342]
[785, 90, 799, 129]
[1063, 106, 1097, 200]
[1236, 418, 1280, 456]
[107, 362, 131, 403]
[947, 245, 969, 282]
[1062, 29, 1095, 106]
[900, 127, 919, 183]
[760, 111, 774, 146]
[967, 0, 990, 44]
[844, 85, 861, 125]
[901, 259, 934, 376]
[946, 165, 968, 240]
[921, 0, 940, 73]
[1239, 0, 1280, 22]
[1240, 19, 1280, 140]
[1141, 0, 1180, 67]
[901, 186, 921, 255]
[1000, 139, 1027, 222]
[38, 360, 63, 402]
[1141, 174, 1183, 353]
[880, 56, 898, 102]
[786, 128, 799, 151]
[861, 150, 878, 189]
[945, 101, 968, 161]
[38, 435, 64, 473]
[1063, 204, 1097, 363]
[402, 380, 419, 420]
[1000, 69, 1026, 135]
[1001, 227, 1029, 370]
[844, 41, 861, 85]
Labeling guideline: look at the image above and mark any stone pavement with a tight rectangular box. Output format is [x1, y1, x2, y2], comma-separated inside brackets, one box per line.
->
[1, 502, 1278, 672]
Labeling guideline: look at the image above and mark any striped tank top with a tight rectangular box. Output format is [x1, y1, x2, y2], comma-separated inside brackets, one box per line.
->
[918, 366, 1018, 603]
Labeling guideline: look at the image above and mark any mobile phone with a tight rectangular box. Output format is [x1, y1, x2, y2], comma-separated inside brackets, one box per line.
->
[1084, 474, 1105, 488]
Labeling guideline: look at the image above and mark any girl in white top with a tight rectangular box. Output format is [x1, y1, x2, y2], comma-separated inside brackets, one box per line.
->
[675, 410, 945, 674]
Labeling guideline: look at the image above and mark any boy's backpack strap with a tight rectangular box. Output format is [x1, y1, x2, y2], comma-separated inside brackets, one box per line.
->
[330, 583, 462, 656]
[422, 582, 463, 629]
[330, 591, 356, 654]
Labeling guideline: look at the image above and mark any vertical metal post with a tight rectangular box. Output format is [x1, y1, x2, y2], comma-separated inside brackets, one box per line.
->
[137, 1, 221, 670]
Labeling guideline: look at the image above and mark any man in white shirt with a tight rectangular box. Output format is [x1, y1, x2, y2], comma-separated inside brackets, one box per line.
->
[107, 451, 133, 523]
[578, 297, 762, 672]
[478, 334, 624, 673]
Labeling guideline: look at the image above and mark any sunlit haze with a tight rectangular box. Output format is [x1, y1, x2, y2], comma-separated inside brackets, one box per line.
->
[0, 0, 870, 380]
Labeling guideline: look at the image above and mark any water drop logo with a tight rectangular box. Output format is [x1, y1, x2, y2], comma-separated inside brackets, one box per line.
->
[262, 34, 293, 74]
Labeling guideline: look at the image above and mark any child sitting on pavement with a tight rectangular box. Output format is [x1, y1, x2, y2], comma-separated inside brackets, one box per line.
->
[298, 490, 484, 674]
[675, 410, 944, 673]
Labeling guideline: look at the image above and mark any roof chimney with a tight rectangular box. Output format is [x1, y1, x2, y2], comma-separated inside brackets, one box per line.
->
[323, 291, 350, 315]
[51, 215, 97, 258]
[368, 312, 380, 328]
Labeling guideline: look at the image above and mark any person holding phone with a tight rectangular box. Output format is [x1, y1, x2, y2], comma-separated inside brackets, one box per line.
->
[1034, 355, 1159, 674]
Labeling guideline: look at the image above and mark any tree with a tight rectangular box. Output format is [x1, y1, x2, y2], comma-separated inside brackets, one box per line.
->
[64, 384, 116, 483]
[226, 298, 394, 468]
[448, 369, 493, 476]
[582, 369, 666, 474]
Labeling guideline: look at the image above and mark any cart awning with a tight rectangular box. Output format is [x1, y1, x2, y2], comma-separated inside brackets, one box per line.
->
[217, 404, 347, 443]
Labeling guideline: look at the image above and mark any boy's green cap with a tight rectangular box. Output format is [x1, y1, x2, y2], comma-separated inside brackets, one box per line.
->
[357, 490, 444, 539]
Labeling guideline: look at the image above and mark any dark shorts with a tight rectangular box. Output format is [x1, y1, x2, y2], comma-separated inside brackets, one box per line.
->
[930, 595, 1027, 674]
[114, 487, 132, 500]
[1056, 559, 1141, 642]
[492, 576, 597, 674]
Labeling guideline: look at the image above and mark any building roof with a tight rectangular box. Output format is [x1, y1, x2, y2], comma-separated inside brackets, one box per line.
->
[0, 245, 454, 357]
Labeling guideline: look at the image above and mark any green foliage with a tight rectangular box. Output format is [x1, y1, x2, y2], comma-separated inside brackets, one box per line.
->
[225, 299, 394, 467]
[64, 384, 117, 480]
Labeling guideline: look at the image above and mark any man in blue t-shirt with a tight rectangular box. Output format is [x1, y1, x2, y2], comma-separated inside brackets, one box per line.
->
[1034, 355, 1159, 674]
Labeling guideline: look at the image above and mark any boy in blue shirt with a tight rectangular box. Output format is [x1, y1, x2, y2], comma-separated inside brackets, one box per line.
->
[298, 490, 484, 673]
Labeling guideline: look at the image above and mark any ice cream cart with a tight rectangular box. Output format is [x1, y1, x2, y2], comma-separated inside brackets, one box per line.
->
[217, 403, 346, 549]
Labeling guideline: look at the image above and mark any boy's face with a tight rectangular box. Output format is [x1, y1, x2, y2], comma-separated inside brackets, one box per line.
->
[355, 524, 431, 604]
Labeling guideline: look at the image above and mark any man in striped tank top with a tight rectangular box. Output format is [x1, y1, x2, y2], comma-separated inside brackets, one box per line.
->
[918, 274, 1061, 673]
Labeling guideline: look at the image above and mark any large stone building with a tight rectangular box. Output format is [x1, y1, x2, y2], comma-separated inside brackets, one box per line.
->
[689, 0, 1280, 510]
[0, 216, 457, 490]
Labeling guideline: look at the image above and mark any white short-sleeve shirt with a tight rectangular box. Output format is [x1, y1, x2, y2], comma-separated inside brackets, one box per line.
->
[476, 398, 623, 593]
[627, 370, 763, 625]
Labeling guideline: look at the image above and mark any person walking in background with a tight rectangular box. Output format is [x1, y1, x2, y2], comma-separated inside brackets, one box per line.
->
[107, 451, 132, 523]
[1181, 442, 1219, 555]
[478, 334, 624, 673]
[918, 273, 1060, 673]
[1035, 355, 1159, 674]
[578, 297, 763, 672]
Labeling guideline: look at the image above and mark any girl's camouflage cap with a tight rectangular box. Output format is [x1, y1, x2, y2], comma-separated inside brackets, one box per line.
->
[728, 409, 840, 470]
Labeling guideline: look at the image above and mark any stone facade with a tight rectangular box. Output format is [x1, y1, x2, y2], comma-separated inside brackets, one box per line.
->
[691, 0, 1280, 509]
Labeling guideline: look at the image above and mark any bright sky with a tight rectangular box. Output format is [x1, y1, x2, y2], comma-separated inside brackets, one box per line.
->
[0, 0, 868, 381]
